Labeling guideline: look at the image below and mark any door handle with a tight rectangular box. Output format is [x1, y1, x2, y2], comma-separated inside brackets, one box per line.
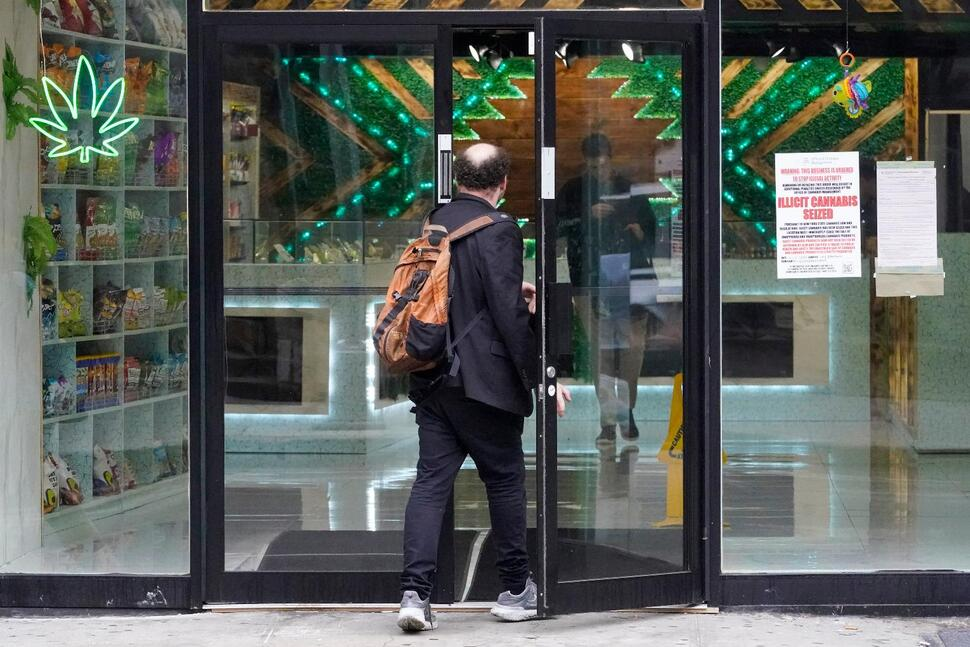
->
[437, 134, 452, 203]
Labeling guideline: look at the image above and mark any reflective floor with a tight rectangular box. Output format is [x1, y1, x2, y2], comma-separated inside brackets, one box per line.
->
[7, 415, 970, 577]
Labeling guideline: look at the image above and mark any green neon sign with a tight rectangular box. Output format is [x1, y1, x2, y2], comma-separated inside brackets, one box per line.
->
[29, 54, 140, 164]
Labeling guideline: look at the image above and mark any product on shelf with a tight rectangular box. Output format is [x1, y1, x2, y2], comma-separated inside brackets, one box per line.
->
[94, 153, 121, 186]
[51, 453, 84, 506]
[125, 204, 157, 257]
[76, 353, 121, 412]
[124, 130, 155, 185]
[126, 0, 187, 49]
[146, 60, 170, 115]
[123, 353, 170, 401]
[44, 203, 67, 262]
[124, 57, 150, 114]
[302, 238, 364, 265]
[168, 352, 187, 391]
[93, 445, 120, 496]
[93, 281, 126, 335]
[57, 0, 85, 33]
[77, 197, 119, 260]
[153, 285, 187, 325]
[170, 67, 187, 117]
[229, 104, 258, 140]
[42, 455, 59, 514]
[153, 441, 176, 480]
[123, 286, 151, 329]
[88, 0, 118, 38]
[41, 279, 58, 342]
[43, 374, 75, 417]
[120, 457, 137, 490]
[155, 131, 181, 186]
[168, 211, 187, 252]
[42, 1, 63, 29]
[58, 288, 87, 338]
[227, 152, 251, 185]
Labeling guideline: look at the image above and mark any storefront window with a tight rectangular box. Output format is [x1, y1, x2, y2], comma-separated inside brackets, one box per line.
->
[205, 0, 702, 11]
[720, 49, 970, 572]
[220, 42, 435, 572]
[0, 0, 190, 575]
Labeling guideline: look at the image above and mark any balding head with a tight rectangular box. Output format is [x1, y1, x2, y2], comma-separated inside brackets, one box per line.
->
[454, 143, 511, 193]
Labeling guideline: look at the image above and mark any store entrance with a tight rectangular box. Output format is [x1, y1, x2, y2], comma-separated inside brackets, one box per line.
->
[202, 18, 704, 613]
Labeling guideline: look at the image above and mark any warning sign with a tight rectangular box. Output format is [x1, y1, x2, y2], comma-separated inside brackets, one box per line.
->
[775, 151, 861, 279]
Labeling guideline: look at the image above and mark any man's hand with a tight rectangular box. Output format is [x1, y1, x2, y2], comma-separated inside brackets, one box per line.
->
[591, 203, 615, 219]
[626, 223, 645, 241]
[522, 281, 537, 315]
[556, 383, 572, 417]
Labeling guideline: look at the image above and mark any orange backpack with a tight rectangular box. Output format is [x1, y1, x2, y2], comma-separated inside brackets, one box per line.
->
[372, 213, 502, 375]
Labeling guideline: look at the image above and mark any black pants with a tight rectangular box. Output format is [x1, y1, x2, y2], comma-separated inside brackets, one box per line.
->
[400, 387, 529, 600]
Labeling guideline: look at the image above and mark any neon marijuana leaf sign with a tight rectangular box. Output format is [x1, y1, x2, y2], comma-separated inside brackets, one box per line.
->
[29, 54, 139, 164]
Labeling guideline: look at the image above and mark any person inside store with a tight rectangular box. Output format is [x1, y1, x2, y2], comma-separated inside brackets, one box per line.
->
[397, 143, 570, 631]
[556, 133, 658, 446]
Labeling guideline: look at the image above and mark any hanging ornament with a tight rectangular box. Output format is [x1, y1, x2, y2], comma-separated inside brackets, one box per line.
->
[832, 50, 872, 119]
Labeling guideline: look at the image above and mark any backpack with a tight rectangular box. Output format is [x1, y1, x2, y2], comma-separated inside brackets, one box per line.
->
[372, 212, 504, 375]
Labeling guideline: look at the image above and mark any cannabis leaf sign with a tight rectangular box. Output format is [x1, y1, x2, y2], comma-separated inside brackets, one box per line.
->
[29, 54, 139, 164]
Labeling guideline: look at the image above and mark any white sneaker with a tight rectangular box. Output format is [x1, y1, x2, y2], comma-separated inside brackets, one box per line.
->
[490, 576, 538, 622]
[397, 590, 437, 632]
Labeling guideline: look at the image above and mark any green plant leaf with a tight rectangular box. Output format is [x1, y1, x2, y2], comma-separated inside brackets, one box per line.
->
[22, 210, 57, 315]
[3, 42, 39, 140]
[25, 0, 41, 13]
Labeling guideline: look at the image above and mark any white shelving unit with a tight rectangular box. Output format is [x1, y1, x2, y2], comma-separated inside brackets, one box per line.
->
[39, 0, 188, 523]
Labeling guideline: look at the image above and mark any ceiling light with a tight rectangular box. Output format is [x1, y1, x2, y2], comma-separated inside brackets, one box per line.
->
[622, 41, 644, 63]
[555, 41, 577, 69]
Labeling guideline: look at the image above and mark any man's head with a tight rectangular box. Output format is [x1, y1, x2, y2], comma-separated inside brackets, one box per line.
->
[582, 133, 613, 181]
[454, 143, 510, 206]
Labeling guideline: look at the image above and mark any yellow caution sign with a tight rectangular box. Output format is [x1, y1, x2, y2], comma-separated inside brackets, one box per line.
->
[653, 373, 727, 528]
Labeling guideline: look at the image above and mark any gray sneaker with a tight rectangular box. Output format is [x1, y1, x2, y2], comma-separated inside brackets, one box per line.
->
[490, 576, 538, 622]
[397, 590, 437, 632]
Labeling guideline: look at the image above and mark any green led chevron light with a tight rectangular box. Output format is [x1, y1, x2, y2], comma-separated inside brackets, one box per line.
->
[29, 54, 139, 164]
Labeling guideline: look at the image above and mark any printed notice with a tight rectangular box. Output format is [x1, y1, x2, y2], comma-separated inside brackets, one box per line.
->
[876, 162, 937, 268]
[775, 151, 861, 279]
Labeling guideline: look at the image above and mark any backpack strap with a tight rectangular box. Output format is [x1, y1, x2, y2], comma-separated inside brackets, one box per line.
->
[448, 212, 510, 241]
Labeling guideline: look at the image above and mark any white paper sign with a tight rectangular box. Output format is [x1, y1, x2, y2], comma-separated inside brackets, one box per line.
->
[876, 162, 938, 268]
[775, 151, 861, 279]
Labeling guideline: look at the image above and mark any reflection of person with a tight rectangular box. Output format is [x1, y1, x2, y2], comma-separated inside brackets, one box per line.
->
[398, 143, 569, 632]
[557, 133, 657, 445]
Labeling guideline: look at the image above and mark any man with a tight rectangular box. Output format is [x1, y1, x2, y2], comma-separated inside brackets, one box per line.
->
[557, 133, 657, 445]
[397, 143, 541, 631]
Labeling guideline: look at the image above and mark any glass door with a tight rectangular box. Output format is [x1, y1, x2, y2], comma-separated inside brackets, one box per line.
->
[535, 18, 702, 615]
[203, 22, 454, 603]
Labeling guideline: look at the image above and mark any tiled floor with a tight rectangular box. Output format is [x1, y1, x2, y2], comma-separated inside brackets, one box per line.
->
[6, 409, 970, 579]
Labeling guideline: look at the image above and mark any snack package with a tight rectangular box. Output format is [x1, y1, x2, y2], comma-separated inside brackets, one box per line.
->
[123, 287, 149, 330]
[43, 374, 75, 417]
[58, 0, 85, 32]
[44, 202, 67, 261]
[41, 279, 58, 341]
[170, 67, 187, 117]
[88, 0, 117, 39]
[124, 57, 149, 114]
[124, 356, 141, 401]
[42, 1, 63, 29]
[93, 282, 126, 335]
[58, 289, 86, 338]
[93, 445, 120, 496]
[120, 458, 137, 490]
[75, 0, 103, 36]
[43, 455, 59, 514]
[52, 453, 84, 506]
[146, 60, 170, 115]
[154, 131, 179, 185]
[153, 441, 175, 480]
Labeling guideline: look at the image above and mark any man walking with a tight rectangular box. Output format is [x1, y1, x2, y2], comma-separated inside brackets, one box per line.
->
[397, 143, 539, 631]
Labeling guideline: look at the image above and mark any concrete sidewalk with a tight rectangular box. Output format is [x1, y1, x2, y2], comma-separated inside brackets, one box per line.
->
[2, 609, 970, 646]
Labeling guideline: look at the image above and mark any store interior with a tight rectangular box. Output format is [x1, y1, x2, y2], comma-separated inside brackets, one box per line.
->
[6, 6, 970, 591]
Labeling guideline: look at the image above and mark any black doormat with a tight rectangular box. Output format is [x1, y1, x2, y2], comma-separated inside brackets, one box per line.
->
[258, 528, 681, 601]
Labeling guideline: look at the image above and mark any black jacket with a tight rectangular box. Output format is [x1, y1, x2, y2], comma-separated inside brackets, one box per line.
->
[410, 193, 537, 417]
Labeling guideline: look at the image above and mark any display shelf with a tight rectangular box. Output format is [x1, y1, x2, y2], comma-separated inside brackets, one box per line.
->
[43, 322, 187, 347]
[42, 26, 124, 49]
[124, 39, 186, 56]
[43, 473, 188, 534]
[43, 391, 186, 426]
